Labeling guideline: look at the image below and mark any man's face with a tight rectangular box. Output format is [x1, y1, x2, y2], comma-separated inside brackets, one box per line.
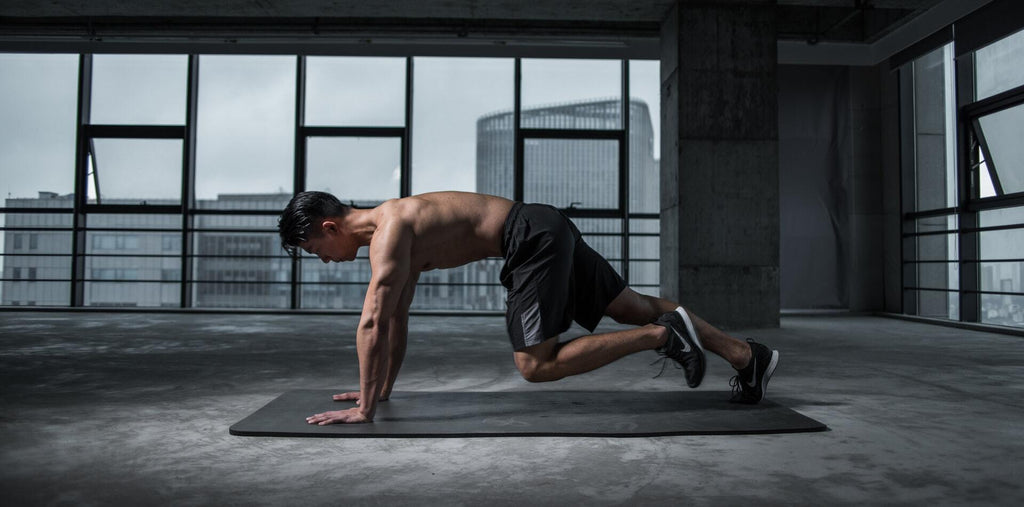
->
[299, 220, 356, 263]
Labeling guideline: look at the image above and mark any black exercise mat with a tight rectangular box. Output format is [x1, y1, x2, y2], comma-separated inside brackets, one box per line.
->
[230, 390, 827, 437]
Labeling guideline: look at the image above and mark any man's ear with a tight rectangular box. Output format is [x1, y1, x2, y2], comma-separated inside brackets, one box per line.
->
[320, 220, 338, 235]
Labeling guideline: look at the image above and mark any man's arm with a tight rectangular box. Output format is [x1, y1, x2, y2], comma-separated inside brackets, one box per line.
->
[336, 271, 418, 403]
[306, 219, 412, 425]
[380, 271, 418, 400]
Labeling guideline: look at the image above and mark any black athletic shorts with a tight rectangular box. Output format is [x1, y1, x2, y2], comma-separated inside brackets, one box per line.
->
[500, 202, 627, 351]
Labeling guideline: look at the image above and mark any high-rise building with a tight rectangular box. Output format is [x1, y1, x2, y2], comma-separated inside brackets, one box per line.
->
[477, 98, 658, 214]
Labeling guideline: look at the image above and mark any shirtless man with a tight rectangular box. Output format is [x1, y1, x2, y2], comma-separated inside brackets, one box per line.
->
[277, 190, 779, 425]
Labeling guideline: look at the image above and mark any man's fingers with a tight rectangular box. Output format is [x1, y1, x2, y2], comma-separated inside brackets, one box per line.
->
[305, 408, 370, 425]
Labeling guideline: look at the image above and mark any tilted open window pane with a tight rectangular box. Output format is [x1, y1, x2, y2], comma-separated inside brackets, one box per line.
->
[306, 137, 401, 204]
[86, 138, 183, 205]
[974, 102, 1024, 196]
[90, 54, 188, 125]
[305, 57, 406, 127]
[87, 139, 182, 205]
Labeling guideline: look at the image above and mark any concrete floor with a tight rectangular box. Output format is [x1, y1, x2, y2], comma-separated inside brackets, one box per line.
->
[1, 311, 1022, 506]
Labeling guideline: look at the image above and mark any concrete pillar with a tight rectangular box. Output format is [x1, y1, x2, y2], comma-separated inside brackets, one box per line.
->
[660, 1, 779, 329]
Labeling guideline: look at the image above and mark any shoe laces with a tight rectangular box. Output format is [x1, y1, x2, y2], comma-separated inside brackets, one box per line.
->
[649, 352, 683, 379]
[729, 374, 743, 398]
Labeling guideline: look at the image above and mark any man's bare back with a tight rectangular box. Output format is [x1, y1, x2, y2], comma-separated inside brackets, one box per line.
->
[379, 192, 515, 273]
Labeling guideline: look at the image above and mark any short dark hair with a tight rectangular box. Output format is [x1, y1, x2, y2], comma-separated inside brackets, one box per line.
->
[278, 191, 351, 257]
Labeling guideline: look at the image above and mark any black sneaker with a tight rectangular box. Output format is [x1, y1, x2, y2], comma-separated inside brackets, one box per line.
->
[653, 307, 706, 388]
[729, 339, 779, 404]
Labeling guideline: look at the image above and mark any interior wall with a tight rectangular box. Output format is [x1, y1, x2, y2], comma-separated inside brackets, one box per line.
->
[778, 64, 850, 309]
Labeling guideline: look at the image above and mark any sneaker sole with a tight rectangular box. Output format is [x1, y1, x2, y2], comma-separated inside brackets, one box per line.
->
[675, 307, 705, 388]
[759, 350, 779, 401]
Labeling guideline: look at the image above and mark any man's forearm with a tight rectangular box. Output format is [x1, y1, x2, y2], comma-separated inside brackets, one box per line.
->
[356, 321, 390, 420]
[380, 319, 408, 399]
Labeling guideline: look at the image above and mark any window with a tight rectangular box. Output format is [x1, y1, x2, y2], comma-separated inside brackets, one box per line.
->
[521, 59, 622, 129]
[523, 138, 619, 209]
[306, 137, 402, 202]
[305, 57, 406, 127]
[902, 29, 1024, 329]
[196, 55, 295, 208]
[412, 57, 513, 195]
[0, 51, 661, 310]
[975, 28, 1024, 101]
[971, 102, 1024, 197]
[86, 138, 184, 204]
[0, 54, 78, 204]
[900, 44, 959, 321]
[90, 54, 187, 125]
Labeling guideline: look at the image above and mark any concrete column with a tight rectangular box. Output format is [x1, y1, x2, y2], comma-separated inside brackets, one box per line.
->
[660, 0, 779, 329]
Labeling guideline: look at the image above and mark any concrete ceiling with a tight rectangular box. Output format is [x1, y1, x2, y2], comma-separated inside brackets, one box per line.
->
[1, 0, 948, 44]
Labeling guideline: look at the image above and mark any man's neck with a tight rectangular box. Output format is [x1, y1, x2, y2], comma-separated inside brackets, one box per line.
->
[340, 208, 378, 248]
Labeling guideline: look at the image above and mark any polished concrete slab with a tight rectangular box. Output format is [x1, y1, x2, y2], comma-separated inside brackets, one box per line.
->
[1, 311, 1022, 505]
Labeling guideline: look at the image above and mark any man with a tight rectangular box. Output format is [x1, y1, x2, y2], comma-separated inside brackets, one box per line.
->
[278, 190, 779, 425]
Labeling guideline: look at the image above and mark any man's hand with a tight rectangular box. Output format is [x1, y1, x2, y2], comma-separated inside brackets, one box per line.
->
[306, 407, 371, 425]
[332, 391, 391, 405]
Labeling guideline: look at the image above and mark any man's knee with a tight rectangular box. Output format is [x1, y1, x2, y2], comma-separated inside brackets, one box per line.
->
[513, 346, 563, 383]
[514, 356, 545, 382]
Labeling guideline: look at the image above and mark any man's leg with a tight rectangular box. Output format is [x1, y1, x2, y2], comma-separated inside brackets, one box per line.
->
[605, 287, 780, 404]
[603, 288, 751, 370]
[511, 287, 755, 383]
[513, 324, 668, 383]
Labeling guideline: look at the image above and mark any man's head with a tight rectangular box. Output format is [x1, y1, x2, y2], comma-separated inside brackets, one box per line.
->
[278, 191, 352, 258]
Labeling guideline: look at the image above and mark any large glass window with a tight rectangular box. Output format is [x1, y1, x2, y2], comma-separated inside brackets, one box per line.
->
[305, 57, 406, 127]
[975, 28, 1024, 101]
[196, 55, 295, 208]
[521, 59, 622, 129]
[0, 54, 78, 306]
[412, 57, 514, 195]
[627, 60, 661, 296]
[306, 137, 402, 201]
[90, 54, 188, 125]
[86, 138, 183, 204]
[0, 52, 661, 310]
[901, 45, 959, 321]
[523, 138, 619, 208]
[0, 54, 78, 203]
[910, 45, 957, 212]
[902, 28, 1024, 329]
[967, 30, 1024, 328]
